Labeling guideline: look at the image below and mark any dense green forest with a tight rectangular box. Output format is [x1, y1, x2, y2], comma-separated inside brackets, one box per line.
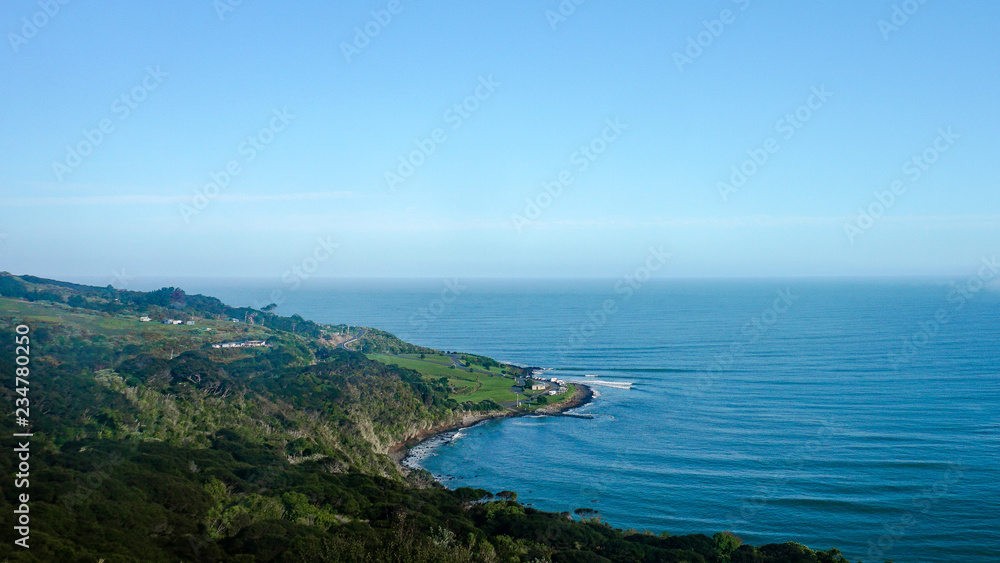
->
[0, 273, 854, 562]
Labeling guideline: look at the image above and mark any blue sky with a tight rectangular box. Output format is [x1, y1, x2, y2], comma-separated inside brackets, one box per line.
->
[1, 0, 998, 281]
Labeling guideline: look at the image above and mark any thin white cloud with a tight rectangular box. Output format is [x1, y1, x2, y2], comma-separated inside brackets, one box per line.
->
[527, 215, 1000, 230]
[215, 214, 1000, 233]
[0, 192, 357, 206]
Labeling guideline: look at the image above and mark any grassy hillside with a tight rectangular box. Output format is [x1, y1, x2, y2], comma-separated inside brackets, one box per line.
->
[0, 273, 854, 562]
[367, 353, 527, 406]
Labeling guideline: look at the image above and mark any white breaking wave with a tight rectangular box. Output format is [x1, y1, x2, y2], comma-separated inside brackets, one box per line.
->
[567, 379, 633, 389]
[400, 430, 458, 470]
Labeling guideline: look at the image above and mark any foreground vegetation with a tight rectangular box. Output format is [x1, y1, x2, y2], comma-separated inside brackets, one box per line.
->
[0, 273, 853, 562]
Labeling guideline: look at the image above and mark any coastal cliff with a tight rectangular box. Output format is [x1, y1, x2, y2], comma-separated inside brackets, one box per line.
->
[392, 382, 594, 472]
[0, 273, 855, 562]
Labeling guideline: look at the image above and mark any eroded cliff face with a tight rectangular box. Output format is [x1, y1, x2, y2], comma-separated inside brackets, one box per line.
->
[388, 411, 509, 452]
[335, 402, 511, 479]
[381, 410, 512, 469]
[381, 384, 594, 472]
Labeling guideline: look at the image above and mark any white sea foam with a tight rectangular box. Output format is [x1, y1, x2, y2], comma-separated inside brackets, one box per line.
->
[400, 430, 458, 470]
[568, 379, 633, 389]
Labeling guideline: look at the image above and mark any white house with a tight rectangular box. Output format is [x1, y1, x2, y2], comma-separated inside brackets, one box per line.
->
[212, 340, 267, 349]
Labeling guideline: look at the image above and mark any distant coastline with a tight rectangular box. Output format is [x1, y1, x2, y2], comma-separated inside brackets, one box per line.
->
[392, 381, 593, 475]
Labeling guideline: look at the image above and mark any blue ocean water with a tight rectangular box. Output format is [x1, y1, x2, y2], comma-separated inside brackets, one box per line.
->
[156, 278, 999, 562]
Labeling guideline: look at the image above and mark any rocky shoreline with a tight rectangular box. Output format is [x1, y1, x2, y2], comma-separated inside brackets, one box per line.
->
[391, 382, 594, 474]
[387, 410, 513, 468]
[535, 380, 593, 415]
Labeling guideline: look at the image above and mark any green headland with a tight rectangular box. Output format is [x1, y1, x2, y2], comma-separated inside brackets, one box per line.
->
[0, 273, 853, 562]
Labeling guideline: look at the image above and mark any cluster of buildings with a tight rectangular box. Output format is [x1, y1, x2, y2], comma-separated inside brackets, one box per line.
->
[211, 340, 267, 349]
[138, 316, 195, 325]
[546, 376, 568, 396]
[522, 375, 568, 396]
